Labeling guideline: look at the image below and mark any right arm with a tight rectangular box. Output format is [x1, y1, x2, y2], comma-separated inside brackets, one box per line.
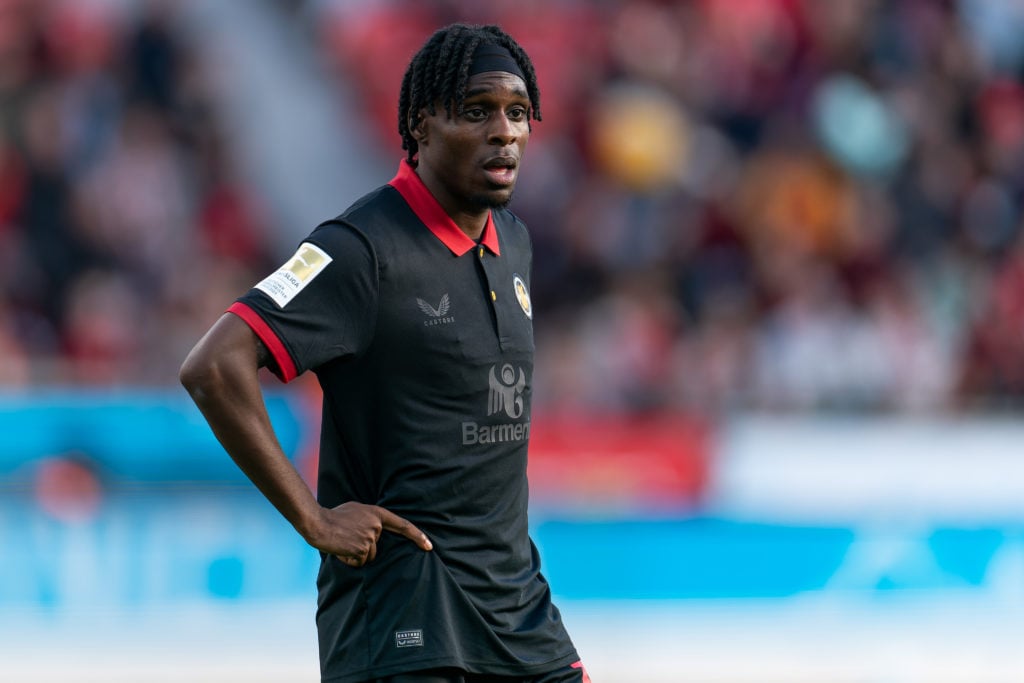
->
[178, 312, 431, 566]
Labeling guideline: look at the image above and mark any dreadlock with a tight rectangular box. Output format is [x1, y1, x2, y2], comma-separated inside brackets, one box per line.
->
[398, 24, 542, 164]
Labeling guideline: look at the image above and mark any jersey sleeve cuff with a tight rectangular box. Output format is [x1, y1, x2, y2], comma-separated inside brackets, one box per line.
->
[226, 301, 299, 383]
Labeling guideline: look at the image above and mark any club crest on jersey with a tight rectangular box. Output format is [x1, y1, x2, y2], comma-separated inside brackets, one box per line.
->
[512, 274, 532, 319]
[416, 294, 454, 326]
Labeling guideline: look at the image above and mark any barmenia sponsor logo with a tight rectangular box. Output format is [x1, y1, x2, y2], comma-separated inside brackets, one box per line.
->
[461, 363, 530, 445]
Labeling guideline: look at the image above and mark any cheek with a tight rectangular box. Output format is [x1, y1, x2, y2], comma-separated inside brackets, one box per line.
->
[444, 136, 479, 164]
[514, 123, 530, 145]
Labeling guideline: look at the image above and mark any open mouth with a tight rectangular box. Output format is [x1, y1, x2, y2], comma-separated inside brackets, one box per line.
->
[483, 158, 518, 187]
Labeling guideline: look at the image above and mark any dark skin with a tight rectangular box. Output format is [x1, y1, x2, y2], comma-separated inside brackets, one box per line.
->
[178, 71, 530, 567]
[179, 317, 432, 567]
[412, 71, 531, 238]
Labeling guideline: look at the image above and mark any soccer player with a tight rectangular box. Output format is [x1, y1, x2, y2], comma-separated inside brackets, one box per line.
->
[179, 23, 588, 683]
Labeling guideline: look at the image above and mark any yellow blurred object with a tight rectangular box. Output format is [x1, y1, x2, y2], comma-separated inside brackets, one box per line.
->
[735, 149, 859, 257]
[590, 85, 690, 192]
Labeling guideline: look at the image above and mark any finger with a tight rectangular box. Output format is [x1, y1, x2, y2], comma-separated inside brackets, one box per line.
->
[340, 552, 367, 568]
[377, 508, 433, 551]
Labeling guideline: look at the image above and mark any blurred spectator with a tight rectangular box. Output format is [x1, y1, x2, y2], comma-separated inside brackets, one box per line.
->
[959, 232, 1024, 405]
[0, 0, 269, 386]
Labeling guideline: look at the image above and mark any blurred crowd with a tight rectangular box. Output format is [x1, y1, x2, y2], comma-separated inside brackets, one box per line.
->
[3, 0, 1024, 416]
[315, 0, 1024, 414]
[0, 0, 273, 387]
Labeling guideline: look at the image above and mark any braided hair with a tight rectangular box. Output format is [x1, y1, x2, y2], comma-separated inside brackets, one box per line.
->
[398, 24, 542, 164]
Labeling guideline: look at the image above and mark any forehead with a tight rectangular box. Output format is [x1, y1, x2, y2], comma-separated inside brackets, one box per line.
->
[463, 71, 529, 99]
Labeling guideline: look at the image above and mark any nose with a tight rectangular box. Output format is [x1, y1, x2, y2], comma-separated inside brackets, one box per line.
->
[488, 112, 521, 145]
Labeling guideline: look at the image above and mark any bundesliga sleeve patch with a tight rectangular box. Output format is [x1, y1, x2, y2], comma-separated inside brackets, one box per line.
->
[254, 242, 332, 308]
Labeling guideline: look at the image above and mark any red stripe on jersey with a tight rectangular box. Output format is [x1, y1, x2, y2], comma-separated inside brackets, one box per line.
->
[226, 301, 298, 383]
[571, 661, 591, 683]
[388, 159, 500, 256]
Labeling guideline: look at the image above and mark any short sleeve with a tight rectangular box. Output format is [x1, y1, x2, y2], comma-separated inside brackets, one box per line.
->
[229, 221, 378, 382]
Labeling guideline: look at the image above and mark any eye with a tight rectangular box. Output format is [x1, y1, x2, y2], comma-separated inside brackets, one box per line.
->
[464, 107, 487, 121]
[508, 106, 528, 121]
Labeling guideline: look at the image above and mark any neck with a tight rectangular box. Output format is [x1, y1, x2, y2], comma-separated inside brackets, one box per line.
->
[447, 208, 489, 241]
[415, 166, 490, 240]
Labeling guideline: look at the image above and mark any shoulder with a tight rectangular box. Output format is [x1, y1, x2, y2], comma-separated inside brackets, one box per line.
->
[303, 182, 409, 254]
[305, 217, 374, 261]
[339, 184, 413, 232]
[329, 184, 423, 257]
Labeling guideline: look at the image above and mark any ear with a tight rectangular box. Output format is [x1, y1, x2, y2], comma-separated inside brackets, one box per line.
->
[409, 109, 429, 144]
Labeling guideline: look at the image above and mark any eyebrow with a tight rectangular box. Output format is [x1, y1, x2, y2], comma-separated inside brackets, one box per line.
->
[464, 85, 530, 100]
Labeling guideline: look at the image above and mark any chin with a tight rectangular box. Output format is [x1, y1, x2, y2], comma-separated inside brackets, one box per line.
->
[474, 190, 515, 210]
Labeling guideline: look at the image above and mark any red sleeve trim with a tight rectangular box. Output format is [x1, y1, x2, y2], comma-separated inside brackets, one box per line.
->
[571, 661, 592, 683]
[227, 301, 299, 383]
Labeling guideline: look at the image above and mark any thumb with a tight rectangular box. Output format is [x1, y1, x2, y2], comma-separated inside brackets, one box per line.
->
[377, 508, 433, 551]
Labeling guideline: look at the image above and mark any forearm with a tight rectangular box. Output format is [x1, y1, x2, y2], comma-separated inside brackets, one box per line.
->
[180, 315, 322, 540]
[180, 314, 432, 565]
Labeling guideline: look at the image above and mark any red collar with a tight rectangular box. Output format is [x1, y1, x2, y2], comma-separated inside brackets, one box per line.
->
[388, 160, 500, 256]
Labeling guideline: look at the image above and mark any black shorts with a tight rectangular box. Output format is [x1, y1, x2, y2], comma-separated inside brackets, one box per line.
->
[370, 660, 591, 683]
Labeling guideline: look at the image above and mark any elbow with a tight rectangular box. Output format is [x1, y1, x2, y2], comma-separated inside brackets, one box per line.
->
[178, 356, 198, 394]
[179, 315, 259, 400]
[179, 347, 222, 400]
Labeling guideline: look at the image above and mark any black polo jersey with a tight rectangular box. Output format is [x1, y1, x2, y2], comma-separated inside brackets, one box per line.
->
[228, 161, 578, 682]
